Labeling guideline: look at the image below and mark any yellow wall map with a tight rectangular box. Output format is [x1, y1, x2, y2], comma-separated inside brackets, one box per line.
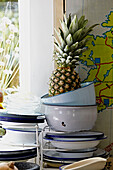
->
[81, 11, 113, 112]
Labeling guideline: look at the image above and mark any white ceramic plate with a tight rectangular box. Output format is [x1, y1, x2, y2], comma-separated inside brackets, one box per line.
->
[45, 131, 104, 139]
[0, 143, 37, 161]
[44, 136, 107, 150]
[43, 148, 97, 160]
[43, 148, 108, 161]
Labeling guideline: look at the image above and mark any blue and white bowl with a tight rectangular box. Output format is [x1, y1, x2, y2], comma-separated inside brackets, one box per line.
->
[43, 104, 97, 132]
[41, 82, 96, 105]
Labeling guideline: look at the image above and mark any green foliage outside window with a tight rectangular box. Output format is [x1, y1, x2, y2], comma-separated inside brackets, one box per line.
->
[0, 0, 18, 2]
[0, 2, 19, 92]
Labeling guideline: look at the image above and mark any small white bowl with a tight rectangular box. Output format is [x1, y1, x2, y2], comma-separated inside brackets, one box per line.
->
[41, 82, 96, 105]
[44, 104, 97, 132]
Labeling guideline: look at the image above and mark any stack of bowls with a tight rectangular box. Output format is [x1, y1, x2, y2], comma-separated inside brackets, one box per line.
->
[40, 82, 109, 168]
[41, 82, 97, 132]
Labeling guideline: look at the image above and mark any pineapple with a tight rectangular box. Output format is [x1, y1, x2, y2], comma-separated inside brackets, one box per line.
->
[49, 14, 98, 96]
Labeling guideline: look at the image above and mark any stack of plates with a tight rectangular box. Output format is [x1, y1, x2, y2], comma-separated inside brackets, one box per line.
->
[43, 131, 108, 168]
[0, 110, 45, 145]
[43, 148, 109, 168]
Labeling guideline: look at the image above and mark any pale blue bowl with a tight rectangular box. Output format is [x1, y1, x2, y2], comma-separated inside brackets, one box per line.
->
[41, 82, 96, 105]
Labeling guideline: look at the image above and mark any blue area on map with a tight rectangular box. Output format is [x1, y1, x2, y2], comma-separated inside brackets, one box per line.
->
[104, 99, 109, 106]
[112, 54, 113, 59]
[95, 58, 100, 64]
[89, 50, 93, 57]
[103, 70, 110, 80]
[92, 41, 95, 46]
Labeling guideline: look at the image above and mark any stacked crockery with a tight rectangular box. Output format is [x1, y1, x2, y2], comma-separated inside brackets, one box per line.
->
[40, 13, 108, 168]
[41, 82, 97, 132]
[41, 82, 108, 168]
[0, 92, 45, 163]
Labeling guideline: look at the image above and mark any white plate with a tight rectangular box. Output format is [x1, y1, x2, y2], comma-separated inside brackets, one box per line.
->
[0, 143, 37, 161]
[43, 148, 97, 160]
[44, 136, 107, 150]
[45, 131, 104, 139]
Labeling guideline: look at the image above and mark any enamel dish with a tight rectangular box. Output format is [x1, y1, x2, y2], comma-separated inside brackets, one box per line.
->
[43, 104, 97, 132]
[44, 136, 107, 150]
[59, 157, 107, 170]
[45, 131, 104, 141]
[43, 148, 97, 160]
[41, 82, 96, 105]
[0, 110, 45, 124]
[0, 144, 37, 161]
[43, 149, 109, 168]
[2, 127, 41, 145]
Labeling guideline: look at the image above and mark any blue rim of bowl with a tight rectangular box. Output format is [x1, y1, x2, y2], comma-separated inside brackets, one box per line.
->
[45, 131, 104, 139]
[41, 82, 94, 99]
[42, 103, 97, 107]
[44, 135, 107, 142]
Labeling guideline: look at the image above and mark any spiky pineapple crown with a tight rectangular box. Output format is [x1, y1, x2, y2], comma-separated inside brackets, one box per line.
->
[54, 14, 98, 68]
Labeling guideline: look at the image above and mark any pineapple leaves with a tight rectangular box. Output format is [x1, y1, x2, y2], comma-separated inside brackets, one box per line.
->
[73, 28, 83, 42]
[60, 19, 69, 39]
[53, 13, 99, 68]
[66, 34, 73, 46]
[67, 13, 71, 28]
[54, 28, 66, 49]
[78, 38, 91, 48]
[69, 14, 78, 34]
[78, 15, 85, 29]
[54, 42, 64, 55]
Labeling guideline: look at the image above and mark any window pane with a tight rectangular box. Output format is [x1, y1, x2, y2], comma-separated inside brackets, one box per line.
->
[0, 1, 19, 92]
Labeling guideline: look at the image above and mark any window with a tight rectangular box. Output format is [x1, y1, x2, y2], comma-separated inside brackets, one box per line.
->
[0, 0, 19, 93]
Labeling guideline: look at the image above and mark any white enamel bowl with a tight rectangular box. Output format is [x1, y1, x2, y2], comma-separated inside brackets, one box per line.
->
[44, 136, 107, 150]
[43, 104, 97, 132]
[41, 82, 96, 105]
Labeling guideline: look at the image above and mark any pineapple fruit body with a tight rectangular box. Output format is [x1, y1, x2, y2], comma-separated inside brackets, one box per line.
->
[49, 14, 98, 96]
[49, 67, 80, 96]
